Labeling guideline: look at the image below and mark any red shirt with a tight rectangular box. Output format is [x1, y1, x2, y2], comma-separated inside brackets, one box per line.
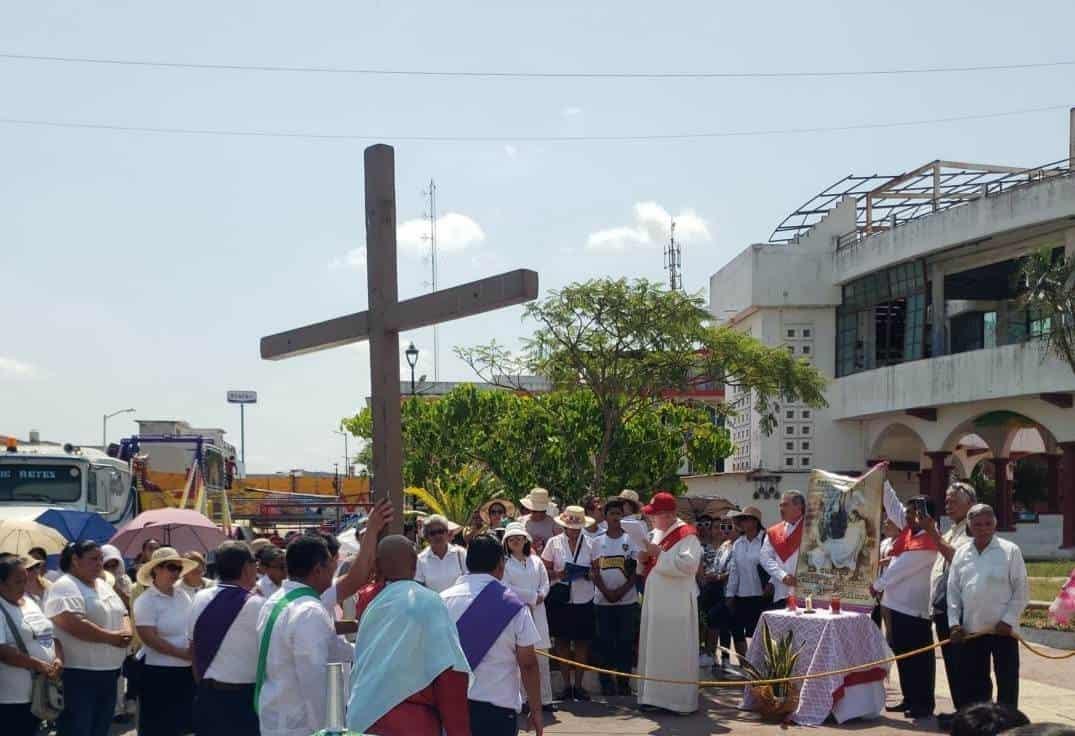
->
[367, 668, 470, 736]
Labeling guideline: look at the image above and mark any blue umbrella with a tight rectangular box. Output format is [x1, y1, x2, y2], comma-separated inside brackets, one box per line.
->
[36, 509, 117, 545]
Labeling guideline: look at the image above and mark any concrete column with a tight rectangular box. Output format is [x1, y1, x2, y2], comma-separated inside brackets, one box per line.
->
[993, 457, 1013, 531]
[930, 264, 946, 357]
[918, 469, 929, 497]
[1047, 454, 1061, 514]
[925, 451, 950, 512]
[1060, 442, 1075, 549]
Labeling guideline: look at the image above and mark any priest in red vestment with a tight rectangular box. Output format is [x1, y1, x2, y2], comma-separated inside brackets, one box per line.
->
[347, 536, 471, 736]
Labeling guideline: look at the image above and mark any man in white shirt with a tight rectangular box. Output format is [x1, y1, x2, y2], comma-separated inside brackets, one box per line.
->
[590, 498, 640, 697]
[188, 541, 264, 736]
[917, 481, 976, 727]
[441, 535, 544, 736]
[255, 547, 286, 599]
[759, 490, 805, 607]
[871, 489, 940, 719]
[255, 536, 351, 736]
[948, 504, 1029, 708]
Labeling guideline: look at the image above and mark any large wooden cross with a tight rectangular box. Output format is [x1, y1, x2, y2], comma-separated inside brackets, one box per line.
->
[261, 145, 538, 533]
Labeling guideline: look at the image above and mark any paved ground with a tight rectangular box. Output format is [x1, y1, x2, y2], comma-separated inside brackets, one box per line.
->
[110, 644, 1074, 735]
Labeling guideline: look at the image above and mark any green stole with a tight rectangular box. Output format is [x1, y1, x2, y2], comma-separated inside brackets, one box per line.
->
[253, 585, 320, 711]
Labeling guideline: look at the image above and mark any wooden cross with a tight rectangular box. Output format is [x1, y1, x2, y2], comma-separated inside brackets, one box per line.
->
[260, 145, 538, 533]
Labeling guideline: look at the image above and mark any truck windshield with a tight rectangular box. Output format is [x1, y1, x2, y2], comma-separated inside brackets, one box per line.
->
[0, 464, 82, 503]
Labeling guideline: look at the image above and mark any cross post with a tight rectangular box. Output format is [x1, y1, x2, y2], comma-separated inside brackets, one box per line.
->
[260, 144, 538, 534]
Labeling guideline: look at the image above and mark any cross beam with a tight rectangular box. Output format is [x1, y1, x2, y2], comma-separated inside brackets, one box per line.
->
[259, 144, 538, 533]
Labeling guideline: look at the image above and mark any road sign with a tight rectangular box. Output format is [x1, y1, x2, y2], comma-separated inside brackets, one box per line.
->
[227, 391, 258, 404]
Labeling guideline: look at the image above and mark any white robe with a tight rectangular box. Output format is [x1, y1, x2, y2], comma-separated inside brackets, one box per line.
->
[503, 554, 553, 705]
[637, 520, 702, 714]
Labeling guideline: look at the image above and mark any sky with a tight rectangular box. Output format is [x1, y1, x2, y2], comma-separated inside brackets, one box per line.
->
[2, 2, 1074, 474]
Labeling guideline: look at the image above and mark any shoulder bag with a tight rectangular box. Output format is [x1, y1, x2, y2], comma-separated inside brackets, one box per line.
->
[0, 600, 64, 721]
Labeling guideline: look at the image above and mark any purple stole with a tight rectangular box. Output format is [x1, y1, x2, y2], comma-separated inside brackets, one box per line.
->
[455, 579, 525, 670]
[192, 584, 250, 679]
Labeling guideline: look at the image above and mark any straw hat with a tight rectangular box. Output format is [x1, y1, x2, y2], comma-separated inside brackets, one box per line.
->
[618, 489, 641, 513]
[520, 488, 552, 512]
[136, 546, 199, 587]
[554, 505, 595, 530]
[728, 506, 764, 524]
[502, 522, 532, 543]
[20, 554, 44, 571]
[480, 499, 517, 525]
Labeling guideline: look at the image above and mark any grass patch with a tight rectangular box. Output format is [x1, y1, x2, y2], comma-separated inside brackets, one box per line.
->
[1022, 607, 1074, 632]
[1030, 578, 1065, 602]
[1026, 561, 1075, 578]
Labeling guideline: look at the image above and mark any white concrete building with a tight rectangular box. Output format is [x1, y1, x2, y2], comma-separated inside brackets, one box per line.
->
[697, 112, 1075, 555]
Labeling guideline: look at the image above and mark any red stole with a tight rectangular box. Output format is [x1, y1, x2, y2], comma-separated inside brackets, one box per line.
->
[766, 520, 804, 562]
[641, 522, 697, 578]
[890, 527, 939, 556]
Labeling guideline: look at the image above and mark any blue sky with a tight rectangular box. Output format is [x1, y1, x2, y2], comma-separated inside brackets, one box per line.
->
[2, 2, 1073, 473]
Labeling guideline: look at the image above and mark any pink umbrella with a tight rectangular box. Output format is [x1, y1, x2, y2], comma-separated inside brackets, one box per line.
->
[110, 508, 227, 557]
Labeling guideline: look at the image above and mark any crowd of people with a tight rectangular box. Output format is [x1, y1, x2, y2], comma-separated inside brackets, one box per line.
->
[0, 480, 1068, 736]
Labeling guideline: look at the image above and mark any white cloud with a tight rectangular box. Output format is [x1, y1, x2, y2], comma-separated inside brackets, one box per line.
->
[503, 144, 518, 159]
[586, 201, 712, 252]
[331, 212, 485, 269]
[561, 106, 582, 118]
[0, 356, 37, 380]
[397, 212, 485, 256]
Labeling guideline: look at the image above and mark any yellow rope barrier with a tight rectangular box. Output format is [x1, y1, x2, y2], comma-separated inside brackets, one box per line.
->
[537, 631, 1072, 688]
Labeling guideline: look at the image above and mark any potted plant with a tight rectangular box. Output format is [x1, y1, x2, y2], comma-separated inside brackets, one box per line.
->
[740, 622, 803, 721]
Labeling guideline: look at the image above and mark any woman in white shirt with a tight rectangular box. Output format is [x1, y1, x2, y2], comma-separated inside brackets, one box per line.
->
[724, 507, 768, 662]
[415, 515, 467, 594]
[502, 522, 554, 711]
[0, 553, 63, 736]
[132, 547, 197, 736]
[540, 505, 595, 701]
[45, 540, 132, 736]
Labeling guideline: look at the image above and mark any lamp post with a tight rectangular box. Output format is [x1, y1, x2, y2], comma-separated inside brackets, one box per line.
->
[102, 408, 136, 450]
[334, 430, 350, 478]
[405, 342, 419, 396]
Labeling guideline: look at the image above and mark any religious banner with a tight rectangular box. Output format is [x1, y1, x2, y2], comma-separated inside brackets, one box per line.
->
[793, 464, 886, 610]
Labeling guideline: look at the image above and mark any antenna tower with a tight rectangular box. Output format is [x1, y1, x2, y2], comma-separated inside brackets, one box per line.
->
[664, 218, 682, 291]
[422, 179, 440, 381]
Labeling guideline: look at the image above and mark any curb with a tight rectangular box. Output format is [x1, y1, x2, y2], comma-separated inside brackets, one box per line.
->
[1021, 626, 1075, 651]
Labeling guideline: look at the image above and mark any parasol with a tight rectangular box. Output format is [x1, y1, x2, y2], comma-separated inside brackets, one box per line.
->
[110, 508, 226, 556]
[0, 518, 69, 556]
[36, 509, 117, 544]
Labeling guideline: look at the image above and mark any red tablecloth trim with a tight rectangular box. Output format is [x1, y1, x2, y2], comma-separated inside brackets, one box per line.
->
[831, 667, 887, 704]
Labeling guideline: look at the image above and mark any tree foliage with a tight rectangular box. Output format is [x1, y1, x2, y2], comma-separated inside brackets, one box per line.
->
[458, 278, 827, 493]
[1018, 247, 1075, 372]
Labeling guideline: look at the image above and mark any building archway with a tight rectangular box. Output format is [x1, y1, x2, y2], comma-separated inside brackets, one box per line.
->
[869, 422, 928, 499]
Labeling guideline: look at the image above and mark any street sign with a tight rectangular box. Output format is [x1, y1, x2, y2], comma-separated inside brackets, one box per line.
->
[227, 390, 258, 404]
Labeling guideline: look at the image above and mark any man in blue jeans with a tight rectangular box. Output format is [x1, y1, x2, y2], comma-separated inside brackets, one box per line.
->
[591, 499, 641, 696]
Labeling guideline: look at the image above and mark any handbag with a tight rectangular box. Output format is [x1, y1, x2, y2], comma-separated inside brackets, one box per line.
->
[547, 535, 585, 605]
[0, 600, 64, 721]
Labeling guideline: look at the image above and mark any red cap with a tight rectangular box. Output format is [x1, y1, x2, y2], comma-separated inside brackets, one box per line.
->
[643, 491, 677, 515]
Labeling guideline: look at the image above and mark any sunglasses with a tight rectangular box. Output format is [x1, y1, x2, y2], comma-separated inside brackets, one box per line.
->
[427, 528, 448, 536]
[489, 508, 506, 516]
[162, 563, 184, 573]
[719, 524, 733, 532]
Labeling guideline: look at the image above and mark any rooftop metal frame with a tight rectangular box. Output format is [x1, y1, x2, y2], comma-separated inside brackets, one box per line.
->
[769, 157, 1073, 246]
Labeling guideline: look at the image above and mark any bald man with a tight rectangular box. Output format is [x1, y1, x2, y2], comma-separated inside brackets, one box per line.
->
[346, 536, 471, 736]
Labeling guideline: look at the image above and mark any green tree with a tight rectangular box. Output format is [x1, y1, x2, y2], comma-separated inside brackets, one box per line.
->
[1018, 247, 1075, 371]
[459, 278, 826, 494]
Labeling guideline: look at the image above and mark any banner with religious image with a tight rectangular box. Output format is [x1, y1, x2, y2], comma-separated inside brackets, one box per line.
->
[794, 464, 886, 610]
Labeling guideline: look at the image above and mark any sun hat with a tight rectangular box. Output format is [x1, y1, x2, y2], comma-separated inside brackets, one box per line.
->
[619, 489, 642, 513]
[554, 505, 595, 530]
[480, 499, 517, 525]
[728, 506, 764, 523]
[137, 546, 199, 587]
[423, 514, 462, 536]
[249, 538, 273, 554]
[100, 544, 124, 567]
[642, 491, 678, 516]
[21, 554, 44, 570]
[502, 522, 532, 543]
[520, 488, 552, 512]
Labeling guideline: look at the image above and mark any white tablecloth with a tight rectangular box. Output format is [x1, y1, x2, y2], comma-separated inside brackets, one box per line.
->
[741, 609, 892, 726]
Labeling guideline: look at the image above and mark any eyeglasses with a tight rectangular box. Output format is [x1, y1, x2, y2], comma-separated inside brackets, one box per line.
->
[162, 563, 183, 573]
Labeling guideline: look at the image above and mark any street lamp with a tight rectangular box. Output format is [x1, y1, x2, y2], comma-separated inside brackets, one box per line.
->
[334, 430, 350, 478]
[405, 342, 419, 396]
[102, 408, 136, 450]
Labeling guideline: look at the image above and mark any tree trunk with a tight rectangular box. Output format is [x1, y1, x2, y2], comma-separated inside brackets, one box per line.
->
[592, 411, 617, 496]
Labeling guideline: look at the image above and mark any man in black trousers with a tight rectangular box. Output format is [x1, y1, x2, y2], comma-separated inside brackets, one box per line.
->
[873, 489, 941, 720]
